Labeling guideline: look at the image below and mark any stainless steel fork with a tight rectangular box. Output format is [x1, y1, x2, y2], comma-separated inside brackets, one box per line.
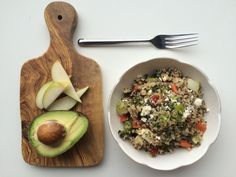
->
[78, 33, 198, 49]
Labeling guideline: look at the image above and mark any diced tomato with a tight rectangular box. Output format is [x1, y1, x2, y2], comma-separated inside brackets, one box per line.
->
[171, 83, 178, 94]
[132, 120, 141, 128]
[179, 140, 192, 149]
[119, 115, 128, 123]
[196, 122, 207, 133]
[150, 147, 158, 156]
[150, 94, 159, 103]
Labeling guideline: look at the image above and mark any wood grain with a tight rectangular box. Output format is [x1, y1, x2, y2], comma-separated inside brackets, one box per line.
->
[20, 2, 104, 167]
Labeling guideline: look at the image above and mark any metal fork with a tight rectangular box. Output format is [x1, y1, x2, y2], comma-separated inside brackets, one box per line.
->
[78, 33, 198, 49]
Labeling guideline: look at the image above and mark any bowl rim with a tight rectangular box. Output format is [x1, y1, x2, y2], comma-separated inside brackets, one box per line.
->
[107, 57, 222, 170]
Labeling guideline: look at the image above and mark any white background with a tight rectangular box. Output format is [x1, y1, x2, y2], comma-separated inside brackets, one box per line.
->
[0, 0, 235, 176]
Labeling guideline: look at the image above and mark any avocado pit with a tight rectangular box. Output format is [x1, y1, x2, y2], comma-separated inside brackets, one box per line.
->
[37, 120, 66, 146]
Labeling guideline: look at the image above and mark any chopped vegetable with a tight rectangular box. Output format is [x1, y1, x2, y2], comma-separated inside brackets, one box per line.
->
[137, 128, 159, 146]
[150, 94, 159, 103]
[132, 120, 141, 128]
[179, 140, 192, 149]
[171, 83, 178, 94]
[124, 121, 132, 130]
[187, 78, 200, 92]
[196, 121, 207, 133]
[159, 115, 170, 124]
[192, 134, 201, 144]
[116, 100, 128, 115]
[174, 104, 185, 114]
[132, 136, 144, 150]
[150, 147, 158, 156]
[119, 115, 128, 123]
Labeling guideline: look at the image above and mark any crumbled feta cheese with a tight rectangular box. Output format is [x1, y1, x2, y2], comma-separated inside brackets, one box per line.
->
[183, 106, 193, 119]
[194, 98, 203, 107]
[147, 89, 153, 95]
[144, 98, 148, 103]
[162, 74, 169, 82]
[140, 105, 152, 116]
[164, 97, 169, 101]
[164, 106, 171, 110]
[149, 114, 154, 119]
[183, 109, 191, 119]
[141, 117, 147, 122]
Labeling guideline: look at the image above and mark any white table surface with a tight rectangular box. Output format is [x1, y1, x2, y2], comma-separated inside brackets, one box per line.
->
[0, 0, 235, 176]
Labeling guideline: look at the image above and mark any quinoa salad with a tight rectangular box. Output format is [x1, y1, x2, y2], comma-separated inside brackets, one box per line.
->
[116, 68, 208, 156]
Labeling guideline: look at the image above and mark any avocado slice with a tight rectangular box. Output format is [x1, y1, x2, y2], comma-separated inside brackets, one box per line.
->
[29, 111, 89, 157]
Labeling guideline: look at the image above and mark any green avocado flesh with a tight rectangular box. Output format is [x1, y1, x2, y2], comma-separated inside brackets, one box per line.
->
[29, 111, 89, 157]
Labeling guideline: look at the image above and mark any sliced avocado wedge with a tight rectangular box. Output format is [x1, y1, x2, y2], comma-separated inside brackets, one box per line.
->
[29, 111, 89, 157]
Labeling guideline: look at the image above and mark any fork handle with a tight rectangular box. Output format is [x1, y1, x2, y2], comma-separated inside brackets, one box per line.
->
[78, 38, 149, 46]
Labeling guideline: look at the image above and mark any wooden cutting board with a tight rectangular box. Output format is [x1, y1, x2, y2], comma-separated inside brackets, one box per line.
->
[20, 2, 104, 167]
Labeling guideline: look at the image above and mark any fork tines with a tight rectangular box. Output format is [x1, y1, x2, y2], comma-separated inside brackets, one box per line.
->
[164, 33, 198, 49]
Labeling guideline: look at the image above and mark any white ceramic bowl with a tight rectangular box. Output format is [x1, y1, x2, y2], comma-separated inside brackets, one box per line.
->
[108, 58, 221, 170]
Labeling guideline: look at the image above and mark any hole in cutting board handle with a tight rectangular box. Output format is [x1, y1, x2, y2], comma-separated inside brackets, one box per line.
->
[44, 2, 78, 45]
[58, 15, 63, 20]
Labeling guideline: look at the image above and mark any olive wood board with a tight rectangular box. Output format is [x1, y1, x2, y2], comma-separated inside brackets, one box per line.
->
[20, 2, 104, 167]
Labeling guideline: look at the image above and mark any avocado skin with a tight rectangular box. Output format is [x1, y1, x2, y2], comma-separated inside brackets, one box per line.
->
[28, 111, 89, 158]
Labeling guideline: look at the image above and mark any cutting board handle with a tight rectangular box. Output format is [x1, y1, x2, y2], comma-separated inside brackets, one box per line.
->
[44, 2, 77, 46]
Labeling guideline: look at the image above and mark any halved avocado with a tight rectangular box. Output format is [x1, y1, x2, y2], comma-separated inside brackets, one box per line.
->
[29, 111, 89, 157]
